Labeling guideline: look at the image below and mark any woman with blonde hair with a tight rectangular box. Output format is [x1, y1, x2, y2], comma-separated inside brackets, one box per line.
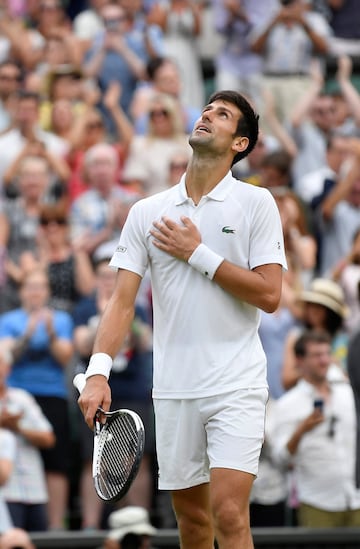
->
[121, 92, 191, 196]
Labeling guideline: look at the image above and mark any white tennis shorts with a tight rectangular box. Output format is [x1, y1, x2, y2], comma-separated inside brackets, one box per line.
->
[154, 387, 268, 490]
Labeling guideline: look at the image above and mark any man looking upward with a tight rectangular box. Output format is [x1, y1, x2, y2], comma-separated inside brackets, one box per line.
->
[78, 90, 287, 549]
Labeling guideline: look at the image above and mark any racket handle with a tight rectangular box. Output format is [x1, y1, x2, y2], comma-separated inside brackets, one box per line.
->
[73, 373, 86, 394]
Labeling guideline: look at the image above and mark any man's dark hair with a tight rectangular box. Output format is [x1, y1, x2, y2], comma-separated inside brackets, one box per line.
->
[207, 90, 259, 166]
[146, 56, 167, 80]
[294, 330, 331, 358]
[16, 89, 41, 104]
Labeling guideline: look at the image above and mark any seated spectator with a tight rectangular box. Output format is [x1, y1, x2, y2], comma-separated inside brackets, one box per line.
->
[0, 155, 57, 314]
[165, 148, 191, 188]
[38, 65, 87, 131]
[19, 200, 95, 314]
[69, 142, 137, 257]
[102, 506, 157, 549]
[65, 82, 134, 203]
[0, 2, 36, 69]
[130, 56, 201, 136]
[0, 60, 22, 133]
[0, 527, 35, 549]
[332, 227, 360, 335]
[122, 93, 191, 196]
[73, 257, 154, 529]
[0, 90, 69, 196]
[0, 345, 55, 532]
[0, 268, 74, 530]
[282, 277, 349, 391]
[0, 427, 16, 534]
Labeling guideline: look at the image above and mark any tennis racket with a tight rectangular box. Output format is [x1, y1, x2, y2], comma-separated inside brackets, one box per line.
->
[73, 372, 145, 503]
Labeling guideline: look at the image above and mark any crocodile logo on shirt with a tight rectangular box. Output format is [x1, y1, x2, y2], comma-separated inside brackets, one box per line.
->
[222, 226, 235, 234]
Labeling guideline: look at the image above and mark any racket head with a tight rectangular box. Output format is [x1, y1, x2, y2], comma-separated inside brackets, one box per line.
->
[93, 408, 145, 503]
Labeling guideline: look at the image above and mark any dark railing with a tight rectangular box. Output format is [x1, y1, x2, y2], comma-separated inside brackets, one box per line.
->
[30, 527, 360, 549]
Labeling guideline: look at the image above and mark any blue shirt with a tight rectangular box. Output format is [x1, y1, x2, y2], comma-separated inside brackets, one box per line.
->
[0, 308, 73, 398]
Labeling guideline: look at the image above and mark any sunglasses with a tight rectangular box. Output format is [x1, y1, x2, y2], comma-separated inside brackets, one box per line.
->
[0, 74, 21, 82]
[40, 217, 67, 226]
[149, 109, 169, 119]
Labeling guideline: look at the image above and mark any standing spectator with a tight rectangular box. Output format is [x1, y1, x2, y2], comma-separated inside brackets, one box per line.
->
[25, 0, 82, 71]
[270, 330, 360, 528]
[318, 137, 360, 277]
[0, 268, 74, 530]
[147, 0, 205, 110]
[251, 0, 331, 126]
[73, 0, 108, 53]
[0, 345, 55, 532]
[83, 2, 162, 129]
[326, 0, 360, 56]
[212, 0, 278, 110]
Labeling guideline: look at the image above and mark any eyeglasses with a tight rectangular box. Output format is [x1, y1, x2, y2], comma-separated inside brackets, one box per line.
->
[149, 109, 169, 119]
[40, 217, 67, 226]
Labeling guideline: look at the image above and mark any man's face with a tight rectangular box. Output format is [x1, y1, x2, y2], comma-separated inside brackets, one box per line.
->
[300, 341, 331, 383]
[190, 100, 247, 159]
[86, 152, 117, 192]
[0, 63, 21, 99]
[15, 98, 39, 128]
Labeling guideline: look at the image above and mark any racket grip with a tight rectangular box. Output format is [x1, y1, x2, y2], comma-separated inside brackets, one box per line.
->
[73, 373, 86, 394]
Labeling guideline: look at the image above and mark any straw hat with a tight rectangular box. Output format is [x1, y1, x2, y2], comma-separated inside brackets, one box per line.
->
[107, 506, 157, 541]
[300, 278, 348, 319]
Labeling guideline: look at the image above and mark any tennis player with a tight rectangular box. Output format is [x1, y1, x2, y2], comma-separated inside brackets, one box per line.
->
[78, 90, 287, 549]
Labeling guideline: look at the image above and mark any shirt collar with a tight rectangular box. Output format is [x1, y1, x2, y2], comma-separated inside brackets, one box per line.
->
[175, 171, 235, 206]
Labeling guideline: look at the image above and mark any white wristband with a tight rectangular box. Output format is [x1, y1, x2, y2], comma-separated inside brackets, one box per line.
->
[188, 243, 224, 280]
[85, 353, 113, 380]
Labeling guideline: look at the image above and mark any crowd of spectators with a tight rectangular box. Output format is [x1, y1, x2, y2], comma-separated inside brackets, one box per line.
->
[2, 0, 360, 545]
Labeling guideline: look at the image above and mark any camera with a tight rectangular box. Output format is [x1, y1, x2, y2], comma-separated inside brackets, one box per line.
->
[313, 398, 324, 413]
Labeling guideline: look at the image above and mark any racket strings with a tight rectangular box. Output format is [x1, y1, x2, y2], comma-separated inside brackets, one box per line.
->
[96, 414, 140, 500]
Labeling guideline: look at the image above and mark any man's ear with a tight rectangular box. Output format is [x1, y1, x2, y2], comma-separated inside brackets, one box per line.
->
[232, 136, 249, 155]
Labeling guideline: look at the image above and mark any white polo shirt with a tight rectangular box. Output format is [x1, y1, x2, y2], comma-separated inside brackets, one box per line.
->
[110, 171, 287, 399]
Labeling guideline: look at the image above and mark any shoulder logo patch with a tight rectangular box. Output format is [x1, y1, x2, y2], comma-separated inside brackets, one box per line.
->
[222, 226, 235, 234]
[116, 245, 127, 253]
